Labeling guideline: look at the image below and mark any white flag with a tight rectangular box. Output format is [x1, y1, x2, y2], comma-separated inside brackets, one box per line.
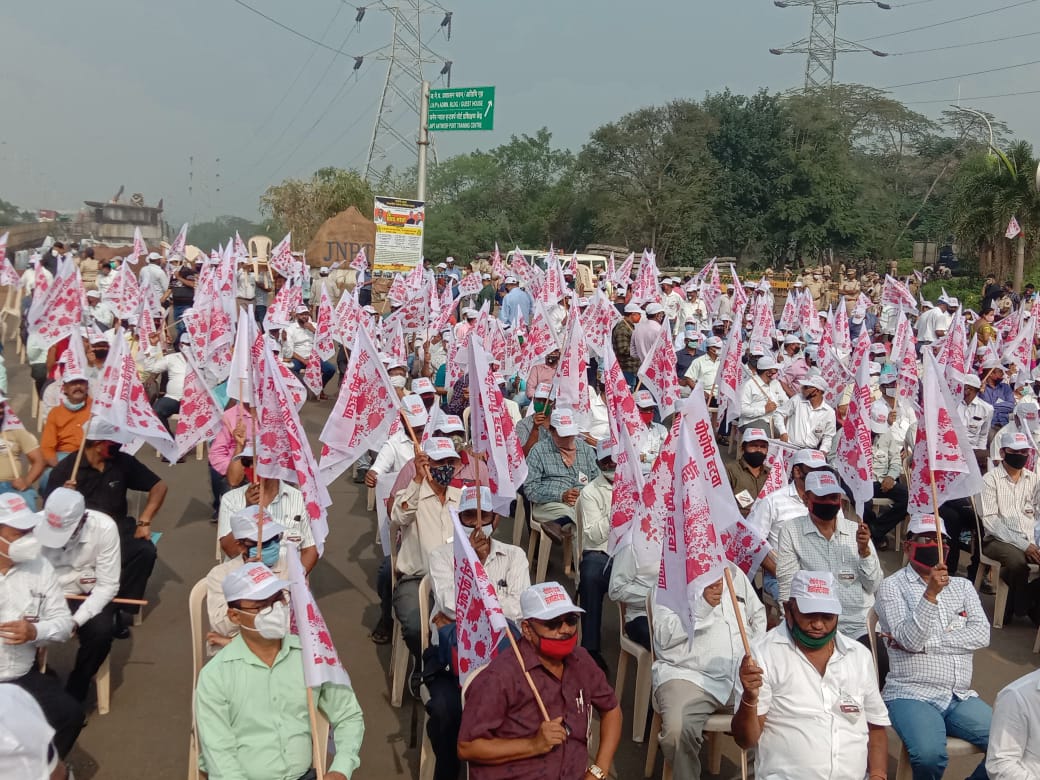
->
[286, 545, 352, 688]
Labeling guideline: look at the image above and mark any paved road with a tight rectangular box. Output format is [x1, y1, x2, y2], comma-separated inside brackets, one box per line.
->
[10, 352, 1037, 780]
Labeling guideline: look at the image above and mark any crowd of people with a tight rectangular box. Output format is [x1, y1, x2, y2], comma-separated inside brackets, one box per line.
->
[2, 236, 1040, 780]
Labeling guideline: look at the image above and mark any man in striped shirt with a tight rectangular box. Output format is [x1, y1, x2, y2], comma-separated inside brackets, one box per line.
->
[981, 430, 1040, 624]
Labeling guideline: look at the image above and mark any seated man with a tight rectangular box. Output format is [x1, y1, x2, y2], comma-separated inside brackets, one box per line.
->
[207, 507, 286, 652]
[458, 582, 621, 780]
[207, 401, 255, 520]
[863, 404, 909, 550]
[46, 419, 166, 640]
[633, 389, 667, 471]
[987, 667, 1040, 779]
[980, 430, 1040, 624]
[576, 441, 617, 671]
[284, 305, 335, 399]
[0, 493, 82, 758]
[40, 375, 92, 468]
[725, 428, 770, 517]
[652, 564, 766, 779]
[876, 516, 991, 780]
[772, 372, 836, 451]
[425, 486, 530, 780]
[0, 395, 45, 506]
[734, 570, 889, 780]
[194, 563, 364, 780]
[515, 383, 552, 456]
[37, 488, 121, 705]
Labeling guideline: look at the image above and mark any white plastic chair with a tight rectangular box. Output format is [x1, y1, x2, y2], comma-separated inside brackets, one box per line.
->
[526, 512, 573, 585]
[388, 540, 410, 708]
[37, 646, 110, 716]
[188, 578, 208, 780]
[614, 602, 652, 743]
[512, 494, 528, 548]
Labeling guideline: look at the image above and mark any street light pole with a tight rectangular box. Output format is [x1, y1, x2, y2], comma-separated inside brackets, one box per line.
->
[417, 80, 430, 202]
[949, 104, 995, 155]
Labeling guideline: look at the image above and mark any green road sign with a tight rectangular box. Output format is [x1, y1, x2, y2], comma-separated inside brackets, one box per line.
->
[427, 86, 495, 131]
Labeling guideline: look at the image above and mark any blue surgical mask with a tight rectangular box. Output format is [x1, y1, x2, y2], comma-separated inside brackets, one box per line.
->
[62, 398, 86, 412]
[247, 536, 282, 568]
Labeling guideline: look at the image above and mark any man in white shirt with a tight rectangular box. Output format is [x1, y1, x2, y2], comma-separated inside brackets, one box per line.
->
[138, 252, 169, 304]
[863, 404, 909, 550]
[142, 331, 188, 436]
[575, 440, 617, 673]
[959, 375, 994, 469]
[660, 278, 684, 333]
[85, 289, 115, 330]
[0, 493, 82, 757]
[738, 357, 788, 432]
[37, 488, 121, 705]
[284, 305, 334, 398]
[716, 286, 735, 320]
[652, 565, 765, 780]
[235, 258, 256, 310]
[631, 302, 666, 363]
[734, 570, 890, 780]
[216, 479, 318, 573]
[772, 373, 836, 451]
[987, 667, 1040, 779]
[980, 430, 1040, 624]
[634, 389, 668, 474]
[683, 337, 721, 398]
[681, 286, 708, 334]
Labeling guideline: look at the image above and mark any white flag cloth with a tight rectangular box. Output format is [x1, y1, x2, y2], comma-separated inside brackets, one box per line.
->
[227, 307, 259, 405]
[637, 324, 682, 418]
[27, 256, 83, 347]
[1007, 216, 1022, 239]
[175, 352, 225, 461]
[452, 508, 509, 684]
[57, 326, 89, 383]
[286, 544, 352, 688]
[833, 332, 875, 515]
[168, 223, 188, 258]
[552, 307, 590, 416]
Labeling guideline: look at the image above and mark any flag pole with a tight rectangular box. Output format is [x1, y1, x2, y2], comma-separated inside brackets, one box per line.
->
[70, 425, 90, 484]
[928, 470, 945, 564]
[2, 432, 20, 480]
[723, 567, 753, 658]
[306, 687, 326, 780]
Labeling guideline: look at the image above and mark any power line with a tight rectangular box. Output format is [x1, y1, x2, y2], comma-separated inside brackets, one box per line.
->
[859, 0, 1037, 41]
[880, 56, 1040, 89]
[889, 28, 1040, 55]
[227, 0, 367, 59]
[297, 93, 386, 174]
[906, 87, 1040, 105]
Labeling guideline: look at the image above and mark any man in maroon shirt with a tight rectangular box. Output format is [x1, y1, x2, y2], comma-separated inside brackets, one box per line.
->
[458, 582, 622, 780]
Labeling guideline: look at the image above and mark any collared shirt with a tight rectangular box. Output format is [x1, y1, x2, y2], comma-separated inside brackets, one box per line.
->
[959, 397, 994, 451]
[981, 382, 1016, 428]
[458, 637, 618, 780]
[652, 566, 766, 701]
[630, 318, 663, 362]
[662, 290, 684, 325]
[41, 510, 121, 627]
[139, 263, 169, 300]
[40, 400, 93, 461]
[88, 302, 115, 329]
[370, 429, 414, 476]
[988, 420, 1039, 468]
[0, 556, 75, 681]
[142, 346, 188, 401]
[283, 322, 315, 361]
[523, 438, 600, 507]
[681, 298, 708, 331]
[217, 482, 314, 553]
[684, 353, 719, 393]
[235, 268, 256, 300]
[987, 668, 1040, 780]
[498, 287, 532, 326]
[577, 390, 609, 442]
[726, 458, 769, 516]
[747, 482, 822, 551]
[391, 480, 461, 576]
[772, 396, 836, 451]
[195, 635, 364, 780]
[981, 465, 1040, 551]
[737, 624, 890, 780]
[513, 414, 546, 450]
[738, 377, 787, 427]
[524, 364, 557, 399]
[635, 421, 668, 475]
[204, 556, 288, 647]
[871, 429, 904, 481]
[576, 474, 613, 554]
[875, 565, 989, 710]
[45, 451, 161, 530]
[612, 320, 640, 373]
[776, 514, 883, 639]
[428, 538, 530, 623]
[608, 542, 658, 623]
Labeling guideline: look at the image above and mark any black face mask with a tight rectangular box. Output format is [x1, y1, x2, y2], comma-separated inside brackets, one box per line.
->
[743, 451, 767, 468]
[909, 542, 941, 568]
[810, 501, 841, 521]
[1004, 452, 1029, 469]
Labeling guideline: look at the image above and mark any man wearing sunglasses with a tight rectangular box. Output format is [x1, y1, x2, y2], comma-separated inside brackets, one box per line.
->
[195, 563, 364, 780]
[458, 582, 621, 780]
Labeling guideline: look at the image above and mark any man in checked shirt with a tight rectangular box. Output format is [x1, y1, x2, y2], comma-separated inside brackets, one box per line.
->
[875, 515, 991, 780]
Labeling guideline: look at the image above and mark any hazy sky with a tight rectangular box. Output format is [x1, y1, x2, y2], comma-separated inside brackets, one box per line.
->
[3, 0, 1038, 223]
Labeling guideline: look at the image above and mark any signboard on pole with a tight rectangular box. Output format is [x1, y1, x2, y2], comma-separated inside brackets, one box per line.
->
[427, 86, 495, 131]
[373, 196, 425, 274]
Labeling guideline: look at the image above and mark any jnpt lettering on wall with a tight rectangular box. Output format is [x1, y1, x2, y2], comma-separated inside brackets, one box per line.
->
[322, 241, 374, 265]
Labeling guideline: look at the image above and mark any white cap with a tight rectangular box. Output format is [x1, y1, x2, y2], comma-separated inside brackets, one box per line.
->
[86, 289, 100, 298]
[756, 357, 779, 372]
[577, 297, 590, 307]
[85, 418, 121, 441]
[446, 256, 455, 263]
[550, 408, 579, 436]
[463, 308, 478, 319]
[982, 358, 1002, 370]
[868, 362, 881, 376]
[869, 343, 887, 355]
[534, 382, 552, 400]
[294, 305, 310, 315]
[436, 415, 465, 434]
[520, 581, 585, 621]
[907, 514, 948, 537]
[400, 394, 429, 427]
[411, 377, 435, 395]
[963, 375, 982, 389]
[947, 297, 959, 308]
[741, 428, 769, 444]
[423, 437, 458, 460]
[805, 470, 843, 497]
[62, 372, 88, 384]
[595, 440, 617, 461]
[459, 485, 493, 514]
[790, 571, 843, 615]
[802, 374, 829, 392]
[481, 273, 491, 280]
[0, 684, 57, 780]
[624, 303, 642, 314]
[36, 488, 86, 548]
[222, 562, 286, 603]
[229, 506, 285, 542]
[147, 252, 162, 261]
[504, 275, 518, 285]
[1002, 430, 1033, 451]
[436, 262, 447, 269]
[645, 302, 665, 316]
[706, 336, 723, 349]
[233, 446, 255, 461]
[1015, 399, 1039, 419]
[363, 305, 379, 315]
[783, 334, 804, 345]
[868, 404, 890, 435]
[634, 389, 656, 408]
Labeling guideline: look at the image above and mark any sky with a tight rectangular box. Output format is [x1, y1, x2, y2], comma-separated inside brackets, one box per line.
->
[3, 0, 1039, 224]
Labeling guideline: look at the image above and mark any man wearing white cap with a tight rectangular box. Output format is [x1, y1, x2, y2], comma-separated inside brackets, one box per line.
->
[458, 581, 621, 780]
[0, 494, 81, 758]
[988, 398, 1040, 470]
[734, 570, 889, 780]
[634, 389, 668, 475]
[631, 302, 665, 363]
[661, 278, 684, 333]
[683, 336, 721, 399]
[139, 251, 169, 303]
[454, 307, 480, 342]
[37, 488, 121, 704]
[772, 372, 836, 451]
[959, 375, 994, 463]
[526, 349, 561, 402]
[206, 507, 287, 652]
[284, 305, 334, 399]
[776, 333, 809, 394]
[612, 303, 643, 387]
[195, 563, 364, 780]
[876, 516, 991, 780]
[681, 286, 708, 333]
[716, 284, 735, 321]
[727, 428, 770, 518]
[85, 288, 115, 329]
[862, 404, 909, 551]
[523, 408, 600, 533]
[477, 272, 498, 311]
[425, 485, 530, 780]
[652, 562, 765, 780]
[981, 429, 1040, 623]
[776, 471, 882, 643]
[498, 275, 532, 326]
[516, 382, 553, 456]
[40, 374, 91, 469]
[738, 356, 787, 432]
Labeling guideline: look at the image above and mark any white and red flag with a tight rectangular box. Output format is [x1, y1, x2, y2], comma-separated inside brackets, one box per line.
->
[268, 234, 295, 279]
[777, 288, 799, 332]
[227, 308, 259, 405]
[889, 308, 920, 415]
[613, 252, 635, 287]
[168, 223, 188, 258]
[637, 324, 682, 418]
[313, 284, 336, 361]
[631, 249, 660, 304]
[451, 508, 508, 684]
[27, 256, 83, 347]
[831, 298, 852, 356]
[57, 326, 89, 382]
[833, 332, 875, 514]
[319, 324, 401, 483]
[607, 414, 646, 556]
[730, 263, 749, 313]
[700, 261, 721, 318]
[519, 298, 560, 376]
[350, 247, 368, 273]
[552, 307, 590, 416]
[720, 520, 771, 580]
[882, 275, 916, 309]
[175, 352, 225, 461]
[602, 343, 643, 442]
[1007, 216, 1022, 240]
[757, 443, 789, 501]
[102, 259, 141, 320]
[583, 289, 622, 359]
[287, 544, 352, 688]
[459, 272, 483, 298]
[715, 320, 744, 418]
[0, 233, 17, 287]
[387, 274, 409, 307]
[130, 227, 147, 264]
[468, 339, 527, 506]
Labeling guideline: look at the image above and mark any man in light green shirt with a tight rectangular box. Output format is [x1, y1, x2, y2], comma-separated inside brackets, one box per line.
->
[195, 563, 364, 779]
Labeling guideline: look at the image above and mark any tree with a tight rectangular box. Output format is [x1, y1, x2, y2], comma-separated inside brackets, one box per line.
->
[0, 197, 33, 226]
[188, 216, 265, 253]
[260, 168, 373, 248]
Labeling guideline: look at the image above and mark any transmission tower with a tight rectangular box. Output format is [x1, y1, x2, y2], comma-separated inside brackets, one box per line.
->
[769, 0, 891, 90]
[364, 1, 453, 182]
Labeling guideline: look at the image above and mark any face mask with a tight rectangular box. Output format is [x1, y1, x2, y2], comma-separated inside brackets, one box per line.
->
[389, 375, 407, 389]
[430, 463, 455, 486]
[0, 534, 41, 564]
[545, 356, 559, 367]
[239, 601, 289, 640]
[533, 400, 547, 414]
[62, 398, 86, 412]
[468, 523, 494, 541]
[908, 541, 941, 569]
[789, 621, 837, 650]
[535, 631, 578, 660]
[93, 350, 109, 361]
[810, 501, 841, 521]
[1004, 452, 1029, 469]
[743, 451, 767, 468]
[601, 468, 616, 481]
[639, 410, 654, 425]
[884, 388, 897, 398]
[247, 538, 282, 568]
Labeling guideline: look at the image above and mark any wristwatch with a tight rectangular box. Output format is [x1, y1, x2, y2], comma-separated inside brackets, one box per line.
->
[587, 764, 607, 780]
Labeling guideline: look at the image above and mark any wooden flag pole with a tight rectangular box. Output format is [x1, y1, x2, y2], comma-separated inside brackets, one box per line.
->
[2, 433, 20, 481]
[69, 426, 90, 484]
[723, 567, 753, 659]
[928, 469, 945, 564]
[306, 687, 326, 780]
[66, 594, 148, 606]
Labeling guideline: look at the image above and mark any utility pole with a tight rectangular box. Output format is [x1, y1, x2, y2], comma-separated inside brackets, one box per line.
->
[769, 0, 891, 90]
[417, 80, 430, 201]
